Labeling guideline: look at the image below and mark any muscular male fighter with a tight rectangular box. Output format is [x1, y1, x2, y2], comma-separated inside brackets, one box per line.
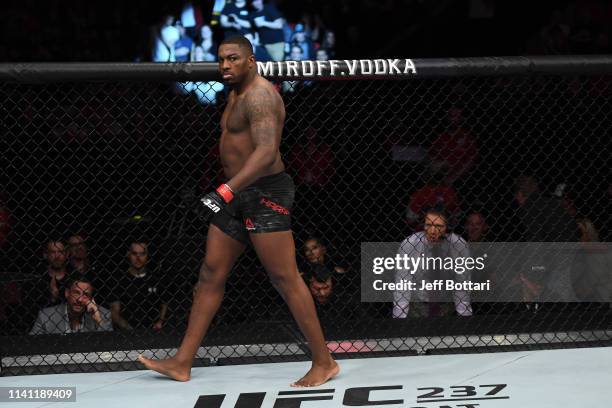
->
[138, 35, 339, 387]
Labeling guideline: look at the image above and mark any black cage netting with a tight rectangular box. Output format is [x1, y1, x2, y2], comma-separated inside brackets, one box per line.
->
[0, 58, 611, 376]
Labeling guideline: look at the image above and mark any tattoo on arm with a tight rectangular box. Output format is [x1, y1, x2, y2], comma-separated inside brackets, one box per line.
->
[245, 87, 279, 148]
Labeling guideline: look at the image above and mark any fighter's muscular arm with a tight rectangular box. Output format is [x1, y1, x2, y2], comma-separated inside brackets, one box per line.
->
[226, 86, 282, 191]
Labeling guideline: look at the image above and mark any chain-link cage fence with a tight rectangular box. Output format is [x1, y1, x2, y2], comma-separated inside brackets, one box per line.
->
[0, 57, 611, 376]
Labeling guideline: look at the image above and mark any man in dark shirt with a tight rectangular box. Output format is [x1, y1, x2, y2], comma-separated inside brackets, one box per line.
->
[110, 241, 169, 331]
[251, 0, 286, 61]
[220, 0, 252, 39]
[514, 175, 579, 306]
[33, 240, 73, 309]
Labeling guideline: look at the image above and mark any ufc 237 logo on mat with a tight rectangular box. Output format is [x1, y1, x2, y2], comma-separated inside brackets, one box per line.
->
[194, 384, 509, 407]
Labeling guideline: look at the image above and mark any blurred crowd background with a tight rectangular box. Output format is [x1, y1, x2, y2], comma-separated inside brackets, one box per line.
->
[2, 0, 612, 62]
[0, 0, 610, 344]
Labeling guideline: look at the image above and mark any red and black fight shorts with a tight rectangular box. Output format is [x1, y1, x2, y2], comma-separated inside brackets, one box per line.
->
[210, 171, 294, 244]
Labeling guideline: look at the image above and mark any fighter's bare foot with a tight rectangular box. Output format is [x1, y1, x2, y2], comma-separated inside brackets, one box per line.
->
[290, 360, 340, 387]
[138, 355, 192, 382]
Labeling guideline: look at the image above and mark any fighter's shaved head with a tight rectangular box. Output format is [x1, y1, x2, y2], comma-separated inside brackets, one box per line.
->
[219, 35, 254, 56]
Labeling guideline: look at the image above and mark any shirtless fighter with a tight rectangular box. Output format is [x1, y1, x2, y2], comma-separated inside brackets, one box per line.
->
[138, 35, 339, 387]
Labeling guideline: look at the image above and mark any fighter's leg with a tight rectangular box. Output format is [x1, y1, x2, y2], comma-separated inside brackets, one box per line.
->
[249, 230, 339, 387]
[139, 224, 246, 381]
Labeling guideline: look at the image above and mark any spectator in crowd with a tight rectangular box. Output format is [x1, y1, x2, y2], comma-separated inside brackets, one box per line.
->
[32, 240, 73, 310]
[220, 0, 252, 39]
[300, 235, 347, 298]
[406, 162, 462, 232]
[514, 175, 579, 242]
[301, 236, 346, 277]
[393, 208, 473, 318]
[308, 266, 333, 305]
[251, 0, 286, 61]
[281, 44, 304, 93]
[67, 232, 107, 305]
[153, 15, 180, 62]
[513, 175, 579, 308]
[174, 22, 194, 62]
[316, 48, 329, 61]
[110, 241, 170, 331]
[288, 126, 336, 189]
[308, 266, 334, 307]
[320, 30, 336, 58]
[244, 31, 273, 62]
[67, 233, 93, 276]
[429, 106, 478, 185]
[290, 23, 315, 60]
[288, 44, 304, 63]
[30, 277, 112, 335]
[193, 25, 217, 62]
[300, 236, 358, 320]
[464, 211, 489, 242]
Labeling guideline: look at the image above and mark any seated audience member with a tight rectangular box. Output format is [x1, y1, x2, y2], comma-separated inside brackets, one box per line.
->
[300, 237, 368, 320]
[302, 236, 346, 276]
[394, 208, 473, 318]
[251, 0, 286, 61]
[32, 240, 73, 310]
[110, 241, 170, 331]
[67, 232, 104, 303]
[513, 175, 580, 310]
[316, 48, 329, 61]
[244, 31, 272, 62]
[30, 277, 112, 335]
[67, 232, 95, 276]
[281, 45, 304, 93]
[174, 21, 194, 62]
[308, 264, 334, 307]
[464, 211, 489, 242]
[193, 25, 217, 62]
[301, 236, 355, 317]
[153, 15, 180, 62]
[290, 23, 314, 60]
[320, 30, 336, 58]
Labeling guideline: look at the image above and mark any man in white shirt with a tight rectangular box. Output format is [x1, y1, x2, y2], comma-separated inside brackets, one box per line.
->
[393, 208, 473, 318]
